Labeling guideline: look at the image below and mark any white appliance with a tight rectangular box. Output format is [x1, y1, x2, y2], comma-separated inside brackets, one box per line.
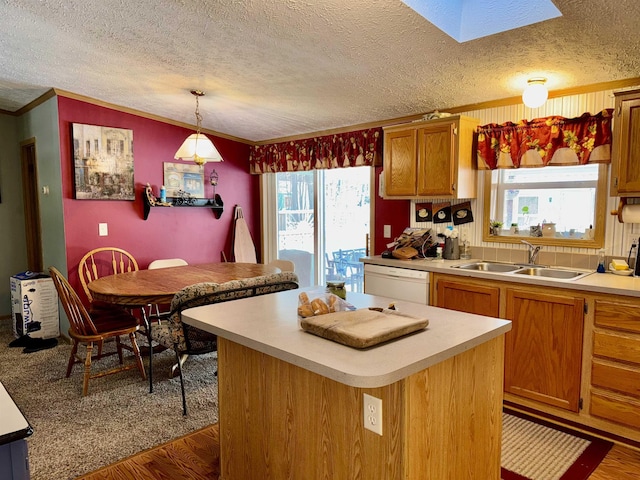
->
[363, 264, 429, 304]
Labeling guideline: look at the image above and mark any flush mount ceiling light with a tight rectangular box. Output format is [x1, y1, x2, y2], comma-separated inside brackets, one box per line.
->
[174, 90, 223, 167]
[522, 78, 548, 108]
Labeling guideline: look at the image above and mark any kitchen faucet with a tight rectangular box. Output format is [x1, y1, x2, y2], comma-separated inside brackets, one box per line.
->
[521, 240, 542, 264]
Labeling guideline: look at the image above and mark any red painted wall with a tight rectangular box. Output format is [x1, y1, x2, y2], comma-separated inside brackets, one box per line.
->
[372, 167, 409, 254]
[57, 97, 260, 294]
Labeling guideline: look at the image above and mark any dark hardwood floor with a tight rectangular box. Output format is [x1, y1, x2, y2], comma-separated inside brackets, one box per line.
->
[77, 423, 640, 480]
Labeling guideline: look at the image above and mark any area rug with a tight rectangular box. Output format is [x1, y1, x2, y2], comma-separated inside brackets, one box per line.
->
[501, 410, 613, 480]
[0, 320, 219, 480]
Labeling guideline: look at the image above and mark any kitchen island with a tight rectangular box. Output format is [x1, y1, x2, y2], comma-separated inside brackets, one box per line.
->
[183, 290, 511, 480]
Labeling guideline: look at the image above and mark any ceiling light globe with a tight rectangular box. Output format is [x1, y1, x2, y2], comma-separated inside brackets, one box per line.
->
[522, 79, 548, 108]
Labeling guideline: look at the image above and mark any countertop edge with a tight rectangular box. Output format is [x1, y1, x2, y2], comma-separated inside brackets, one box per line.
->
[361, 256, 640, 298]
[184, 310, 511, 389]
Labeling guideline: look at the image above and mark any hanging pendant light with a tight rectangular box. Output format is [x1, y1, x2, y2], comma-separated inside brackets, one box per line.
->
[174, 90, 223, 166]
[522, 78, 548, 108]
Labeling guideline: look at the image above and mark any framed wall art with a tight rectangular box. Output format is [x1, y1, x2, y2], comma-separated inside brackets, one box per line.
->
[71, 123, 134, 200]
[163, 162, 205, 198]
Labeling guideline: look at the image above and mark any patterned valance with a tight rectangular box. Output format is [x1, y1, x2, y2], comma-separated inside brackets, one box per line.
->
[249, 127, 382, 174]
[476, 109, 614, 169]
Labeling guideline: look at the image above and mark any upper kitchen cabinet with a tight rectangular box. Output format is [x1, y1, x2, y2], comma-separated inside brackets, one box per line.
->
[382, 115, 479, 199]
[610, 88, 640, 196]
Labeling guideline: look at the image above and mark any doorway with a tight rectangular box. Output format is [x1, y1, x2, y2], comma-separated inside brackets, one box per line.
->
[269, 167, 371, 289]
[20, 139, 43, 273]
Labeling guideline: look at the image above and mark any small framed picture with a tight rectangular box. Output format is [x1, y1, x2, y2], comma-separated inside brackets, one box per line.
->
[433, 202, 452, 223]
[452, 201, 474, 225]
[163, 162, 205, 198]
[415, 202, 432, 222]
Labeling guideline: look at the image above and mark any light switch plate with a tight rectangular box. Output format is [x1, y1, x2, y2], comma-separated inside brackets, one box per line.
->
[99, 223, 108, 236]
[383, 225, 391, 238]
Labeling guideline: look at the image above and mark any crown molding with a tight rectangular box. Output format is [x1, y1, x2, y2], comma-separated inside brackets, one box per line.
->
[5, 77, 640, 146]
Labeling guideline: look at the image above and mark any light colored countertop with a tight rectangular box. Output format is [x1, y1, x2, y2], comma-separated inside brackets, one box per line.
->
[0, 382, 31, 445]
[361, 256, 640, 298]
[182, 289, 511, 388]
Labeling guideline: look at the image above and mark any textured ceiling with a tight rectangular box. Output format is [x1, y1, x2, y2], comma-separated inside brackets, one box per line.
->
[1, 0, 639, 142]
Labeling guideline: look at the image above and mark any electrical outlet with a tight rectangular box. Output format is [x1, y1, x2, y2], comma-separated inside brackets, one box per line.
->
[363, 393, 383, 436]
[625, 232, 638, 256]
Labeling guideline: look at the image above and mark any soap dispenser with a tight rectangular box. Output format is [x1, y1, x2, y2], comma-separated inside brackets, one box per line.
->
[597, 248, 606, 273]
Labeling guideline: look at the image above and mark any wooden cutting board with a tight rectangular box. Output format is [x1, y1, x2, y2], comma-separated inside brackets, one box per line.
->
[232, 205, 257, 263]
[300, 308, 429, 349]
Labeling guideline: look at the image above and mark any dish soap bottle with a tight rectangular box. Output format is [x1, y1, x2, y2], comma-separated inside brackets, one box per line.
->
[597, 248, 606, 273]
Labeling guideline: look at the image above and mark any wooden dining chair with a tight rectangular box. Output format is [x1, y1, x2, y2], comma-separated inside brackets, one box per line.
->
[49, 266, 146, 396]
[78, 247, 139, 303]
[266, 259, 295, 272]
[148, 258, 189, 270]
[147, 258, 189, 320]
[149, 271, 299, 415]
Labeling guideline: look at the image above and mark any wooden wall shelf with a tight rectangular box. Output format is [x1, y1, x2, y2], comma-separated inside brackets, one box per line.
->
[142, 191, 223, 220]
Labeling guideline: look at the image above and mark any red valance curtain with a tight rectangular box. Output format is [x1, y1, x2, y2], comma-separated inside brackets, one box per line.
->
[476, 109, 614, 169]
[249, 127, 382, 174]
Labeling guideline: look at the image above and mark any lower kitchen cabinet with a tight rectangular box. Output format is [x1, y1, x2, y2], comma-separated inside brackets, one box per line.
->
[590, 298, 640, 430]
[504, 288, 584, 412]
[432, 274, 584, 412]
[434, 276, 500, 317]
[429, 272, 640, 445]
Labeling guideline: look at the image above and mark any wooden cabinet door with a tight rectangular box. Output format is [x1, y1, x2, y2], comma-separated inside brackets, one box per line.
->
[612, 92, 640, 194]
[417, 123, 455, 196]
[504, 288, 584, 412]
[434, 277, 499, 317]
[384, 129, 417, 196]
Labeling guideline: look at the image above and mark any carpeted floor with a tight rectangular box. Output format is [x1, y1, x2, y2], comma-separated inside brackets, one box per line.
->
[0, 320, 218, 480]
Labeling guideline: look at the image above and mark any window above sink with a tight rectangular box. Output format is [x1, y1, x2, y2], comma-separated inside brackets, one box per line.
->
[483, 164, 607, 248]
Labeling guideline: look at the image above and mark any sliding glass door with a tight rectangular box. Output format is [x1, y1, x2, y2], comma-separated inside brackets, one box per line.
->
[263, 167, 371, 289]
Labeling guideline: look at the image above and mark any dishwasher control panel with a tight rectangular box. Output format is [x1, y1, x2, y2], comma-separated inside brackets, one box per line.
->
[364, 264, 429, 280]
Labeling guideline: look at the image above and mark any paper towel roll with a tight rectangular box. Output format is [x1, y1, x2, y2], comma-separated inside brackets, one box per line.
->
[621, 204, 640, 223]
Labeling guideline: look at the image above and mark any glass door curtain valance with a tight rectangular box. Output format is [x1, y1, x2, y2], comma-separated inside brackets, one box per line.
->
[476, 109, 613, 169]
[249, 128, 382, 174]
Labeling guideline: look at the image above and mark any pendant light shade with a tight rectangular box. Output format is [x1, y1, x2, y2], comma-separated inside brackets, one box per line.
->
[174, 90, 223, 166]
[522, 78, 548, 108]
[174, 133, 222, 165]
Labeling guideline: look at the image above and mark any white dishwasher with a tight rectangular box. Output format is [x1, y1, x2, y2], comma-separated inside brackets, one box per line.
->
[363, 264, 430, 304]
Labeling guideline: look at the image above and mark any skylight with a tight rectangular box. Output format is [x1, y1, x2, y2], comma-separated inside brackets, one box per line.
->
[401, 0, 562, 43]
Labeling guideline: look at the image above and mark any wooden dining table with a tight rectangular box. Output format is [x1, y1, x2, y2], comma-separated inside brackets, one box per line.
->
[87, 262, 280, 308]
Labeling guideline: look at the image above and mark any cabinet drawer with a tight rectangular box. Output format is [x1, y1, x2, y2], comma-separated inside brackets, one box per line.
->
[593, 331, 640, 365]
[591, 391, 640, 429]
[592, 360, 640, 398]
[594, 299, 640, 334]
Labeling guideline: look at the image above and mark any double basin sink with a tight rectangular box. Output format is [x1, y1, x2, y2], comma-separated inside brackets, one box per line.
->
[452, 261, 593, 281]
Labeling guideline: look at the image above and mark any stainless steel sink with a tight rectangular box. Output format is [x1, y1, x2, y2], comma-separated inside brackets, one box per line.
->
[452, 261, 593, 281]
[511, 267, 591, 280]
[453, 262, 522, 273]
